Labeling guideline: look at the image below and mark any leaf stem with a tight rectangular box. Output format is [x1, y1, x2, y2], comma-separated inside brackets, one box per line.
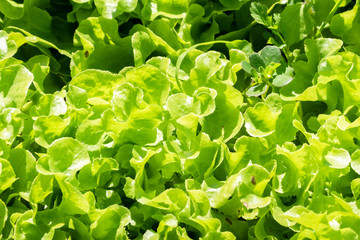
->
[265, 4, 289, 63]
[315, 0, 343, 37]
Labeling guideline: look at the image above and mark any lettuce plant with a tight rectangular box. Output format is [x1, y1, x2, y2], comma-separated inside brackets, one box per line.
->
[1, 0, 360, 239]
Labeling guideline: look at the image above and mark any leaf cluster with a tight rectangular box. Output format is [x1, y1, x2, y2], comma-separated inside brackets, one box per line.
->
[1, 0, 360, 239]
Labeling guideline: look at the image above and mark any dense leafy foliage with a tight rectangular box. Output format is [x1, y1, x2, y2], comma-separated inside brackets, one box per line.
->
[1, 0, 360, 239]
